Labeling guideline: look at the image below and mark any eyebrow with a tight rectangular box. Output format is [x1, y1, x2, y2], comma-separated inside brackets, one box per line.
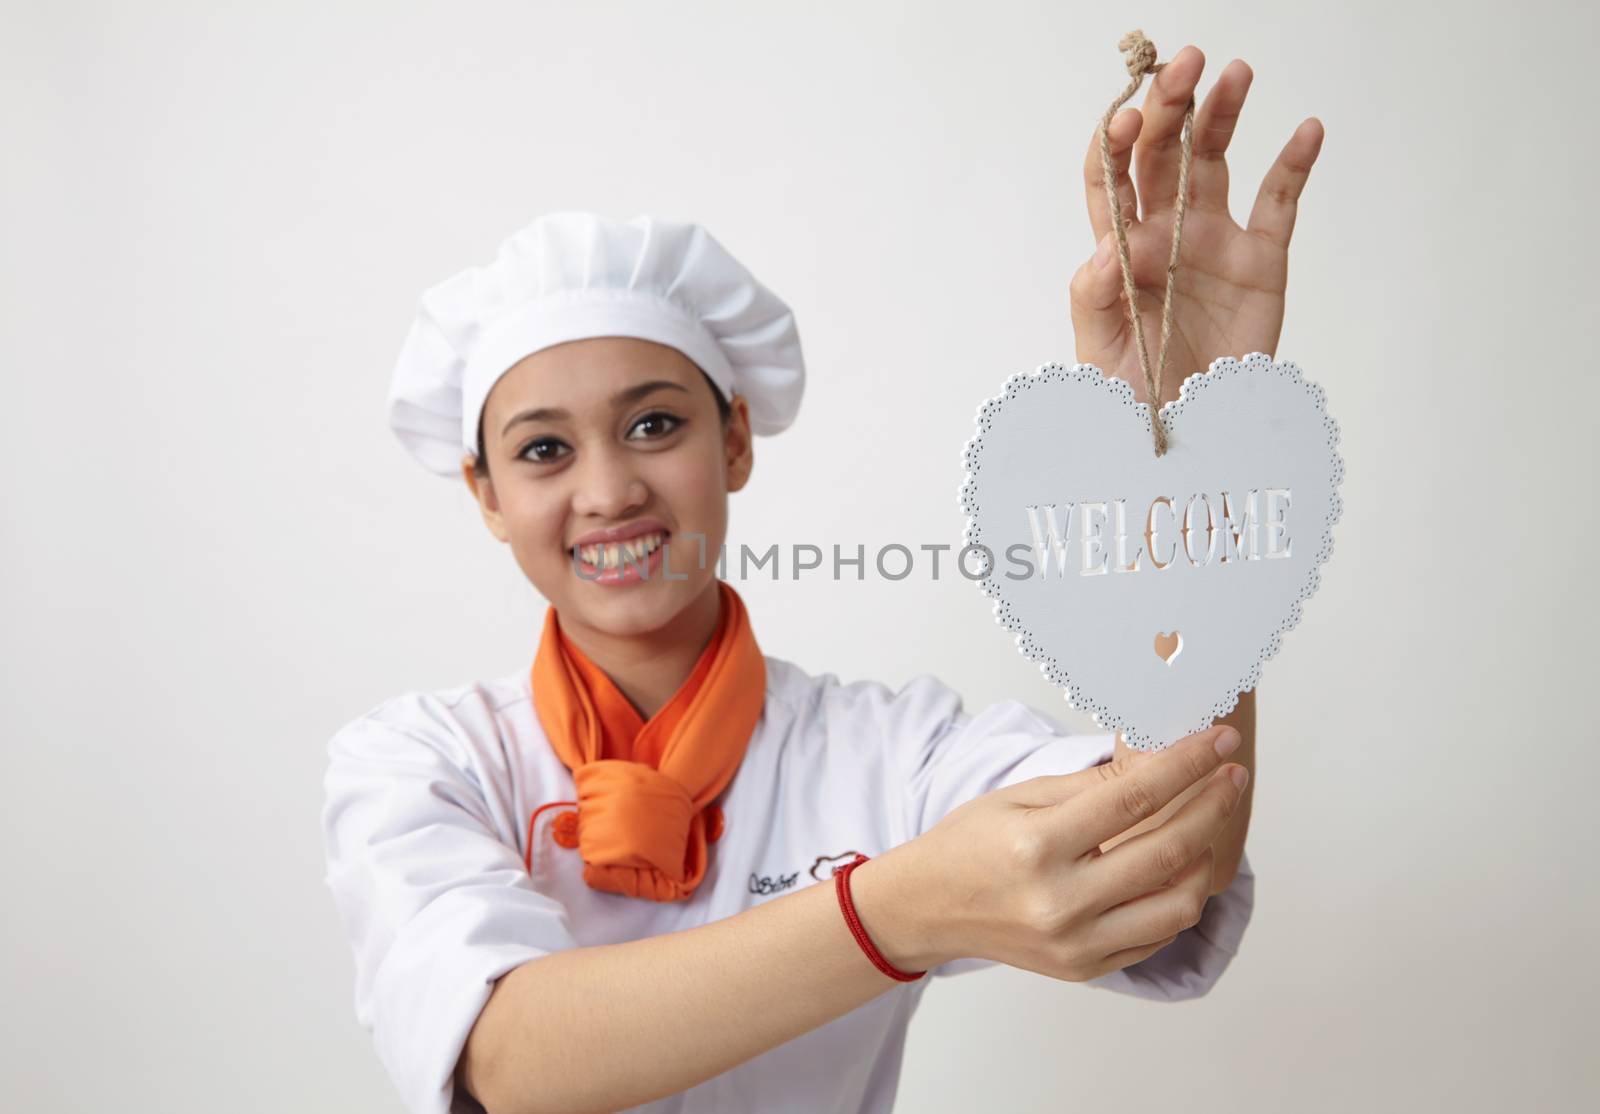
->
[500, 380, 691, 436]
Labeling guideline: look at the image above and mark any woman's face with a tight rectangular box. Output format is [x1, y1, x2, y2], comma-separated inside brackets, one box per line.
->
[463, 336, 752, 639]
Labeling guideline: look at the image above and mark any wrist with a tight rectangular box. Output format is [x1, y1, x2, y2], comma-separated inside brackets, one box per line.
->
[839, 842, 951, 973]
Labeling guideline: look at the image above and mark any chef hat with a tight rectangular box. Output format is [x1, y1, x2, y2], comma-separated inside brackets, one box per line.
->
[386, 210, 806, 476]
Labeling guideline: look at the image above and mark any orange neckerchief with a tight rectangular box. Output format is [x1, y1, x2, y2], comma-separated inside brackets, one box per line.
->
[528, 580, 766, 902]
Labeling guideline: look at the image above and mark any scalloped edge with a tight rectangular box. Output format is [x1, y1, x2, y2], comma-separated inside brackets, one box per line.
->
[957, 352, 1346, 749]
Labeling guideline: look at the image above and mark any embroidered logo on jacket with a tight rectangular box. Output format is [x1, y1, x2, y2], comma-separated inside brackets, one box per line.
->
[808, 850, 864, 881]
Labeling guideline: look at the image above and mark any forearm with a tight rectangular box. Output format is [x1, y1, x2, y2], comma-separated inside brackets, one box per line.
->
[1101, 689, 1256, 895]
[459, 842, 941, 1114]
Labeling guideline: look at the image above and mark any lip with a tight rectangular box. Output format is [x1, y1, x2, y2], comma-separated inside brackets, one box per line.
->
[570, 519, 671, 548]
[576, 540, 668, 586]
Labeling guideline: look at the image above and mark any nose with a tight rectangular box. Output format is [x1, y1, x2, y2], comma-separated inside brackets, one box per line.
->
[570, 444, 648, 521]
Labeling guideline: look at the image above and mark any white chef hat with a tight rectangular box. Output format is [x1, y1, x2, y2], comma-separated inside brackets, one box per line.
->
[386, 210, 806, 477]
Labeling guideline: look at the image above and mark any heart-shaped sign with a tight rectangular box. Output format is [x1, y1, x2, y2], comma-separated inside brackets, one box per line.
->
[959, 352, 1344, 750]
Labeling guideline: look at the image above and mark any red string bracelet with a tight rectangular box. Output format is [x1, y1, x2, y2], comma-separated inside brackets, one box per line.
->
[832, 853, 926, 982]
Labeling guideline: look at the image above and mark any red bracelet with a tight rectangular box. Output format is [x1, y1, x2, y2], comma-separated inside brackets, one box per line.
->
[832, 853, 927, 982]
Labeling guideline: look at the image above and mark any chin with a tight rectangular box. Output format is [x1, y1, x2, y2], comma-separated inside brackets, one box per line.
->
[557, 574, 712, 638]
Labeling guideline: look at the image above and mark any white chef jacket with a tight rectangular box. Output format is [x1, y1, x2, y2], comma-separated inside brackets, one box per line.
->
[321, 654, 1254, 1114]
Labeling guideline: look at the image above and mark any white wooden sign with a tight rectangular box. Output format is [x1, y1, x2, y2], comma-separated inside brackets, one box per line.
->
[959, 352, 1344, 750]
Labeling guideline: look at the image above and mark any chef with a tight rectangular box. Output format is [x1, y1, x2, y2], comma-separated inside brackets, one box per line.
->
[322, 209, 1256, 1114]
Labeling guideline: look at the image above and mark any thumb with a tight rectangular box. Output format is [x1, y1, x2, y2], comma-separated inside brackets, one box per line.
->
[1069, 232, 1128, 358]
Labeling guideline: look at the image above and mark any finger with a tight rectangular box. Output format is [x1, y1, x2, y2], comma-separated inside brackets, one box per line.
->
[1094, 741, 1210, 855]
[1247, 117, 1325, 250]
[998, 722, 1165, 812]
[998, 748, 1125, 810]
[1067, 238, 1130, 355]
[1083, 107, 1142, 247]
[1095, 932, 1181, 975]
[1053, 723, 1241, 853]
[1132, 45, 1204, 217]
[1089, 843, 1216, 958]
[1092, 763, 1246, 908]
[1186, 58, 1253, 215]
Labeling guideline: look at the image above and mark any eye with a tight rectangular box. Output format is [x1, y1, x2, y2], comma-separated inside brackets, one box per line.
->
[518, 436, 571, 465]
[627, 411, 684, 440]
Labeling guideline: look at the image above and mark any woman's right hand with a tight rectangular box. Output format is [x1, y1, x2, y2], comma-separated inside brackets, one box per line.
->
[898, 724, 1249, 980]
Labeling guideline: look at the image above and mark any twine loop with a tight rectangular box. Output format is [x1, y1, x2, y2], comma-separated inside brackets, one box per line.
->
[1097, 29, 1195, 456]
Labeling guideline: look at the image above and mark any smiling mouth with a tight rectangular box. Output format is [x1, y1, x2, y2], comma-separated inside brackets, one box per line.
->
[572, 530, 671, 572]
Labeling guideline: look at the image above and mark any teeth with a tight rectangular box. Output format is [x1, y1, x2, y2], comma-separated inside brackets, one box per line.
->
[576, 531, 666, 571]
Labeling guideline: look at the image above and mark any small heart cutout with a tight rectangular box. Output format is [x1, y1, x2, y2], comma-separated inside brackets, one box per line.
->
[1154, 631, 1183, 665]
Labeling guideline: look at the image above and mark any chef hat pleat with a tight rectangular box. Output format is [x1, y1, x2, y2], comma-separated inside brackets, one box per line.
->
[386, 211, 806, 477]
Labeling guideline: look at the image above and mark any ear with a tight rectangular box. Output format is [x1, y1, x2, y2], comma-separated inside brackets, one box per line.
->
[724, 394, 755, 493]
[461, 453, 510, 543]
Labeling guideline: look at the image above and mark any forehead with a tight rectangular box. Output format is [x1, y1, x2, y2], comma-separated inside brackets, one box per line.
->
[484, 336, 702, 418]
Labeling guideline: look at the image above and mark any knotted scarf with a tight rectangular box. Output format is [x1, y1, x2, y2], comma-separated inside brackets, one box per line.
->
[530, 579, 766, 901]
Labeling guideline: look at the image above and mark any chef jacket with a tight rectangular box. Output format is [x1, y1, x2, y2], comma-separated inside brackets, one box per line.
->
[321, 654, 1255, 1114]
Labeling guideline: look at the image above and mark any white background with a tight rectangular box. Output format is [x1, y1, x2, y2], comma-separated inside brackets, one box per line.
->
[4, 1, 1595, 1111]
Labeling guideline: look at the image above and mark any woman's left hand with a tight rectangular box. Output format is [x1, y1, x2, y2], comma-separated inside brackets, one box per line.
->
[1068, 46, 1324, 402]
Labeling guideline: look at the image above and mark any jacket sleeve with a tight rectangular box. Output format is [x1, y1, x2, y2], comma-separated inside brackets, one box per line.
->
[883, 675, 1254, 992]
[891, 674, 1117, 843]
[321, 705, 580, 1114]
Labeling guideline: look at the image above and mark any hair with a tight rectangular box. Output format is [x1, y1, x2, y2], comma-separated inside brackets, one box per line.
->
[472, 366, 733, 479]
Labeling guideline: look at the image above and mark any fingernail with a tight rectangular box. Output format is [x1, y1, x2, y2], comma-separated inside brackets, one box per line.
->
[1095, 234, 1113, 269]
[1213, 728, 1240, 758]
[1229, 766, 1250, 791]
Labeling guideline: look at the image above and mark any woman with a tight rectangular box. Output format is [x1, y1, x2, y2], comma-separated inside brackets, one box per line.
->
[323, 47, 1317, 1114]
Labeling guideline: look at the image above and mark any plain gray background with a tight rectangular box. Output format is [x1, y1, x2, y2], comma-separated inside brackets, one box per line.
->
[4, 1, 1595, 1111]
